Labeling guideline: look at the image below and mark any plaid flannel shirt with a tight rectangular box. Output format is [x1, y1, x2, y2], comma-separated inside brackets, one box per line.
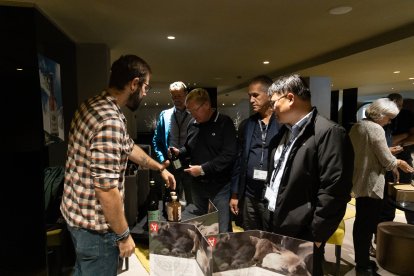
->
[60, 91, 134, 232]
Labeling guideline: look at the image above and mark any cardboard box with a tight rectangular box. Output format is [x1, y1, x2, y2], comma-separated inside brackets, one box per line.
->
[390, 183, 414, 202]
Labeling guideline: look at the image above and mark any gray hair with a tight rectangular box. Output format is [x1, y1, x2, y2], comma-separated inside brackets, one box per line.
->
[169, 81, 187, 92]
[267, 74, 311, 101]
[365, 98, 399, 122]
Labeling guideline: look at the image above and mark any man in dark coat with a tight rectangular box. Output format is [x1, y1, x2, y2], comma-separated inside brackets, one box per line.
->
[266, 74, 354, 276]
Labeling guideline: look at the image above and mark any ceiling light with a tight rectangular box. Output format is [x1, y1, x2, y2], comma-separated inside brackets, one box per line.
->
[222, 103, 225, 106]
[409, 77, 414, 80]
[263, 61, 270, 64]
[393, 71, 400, 74]
[329, 6, 352, 15]
[16, 68, 23, 71]
[391, 88, 394, 90]
[167, 36, 175, 40]
[232, 103, 235, 106]
[144, 103, 147, 106]
[167, 103, 170, 106]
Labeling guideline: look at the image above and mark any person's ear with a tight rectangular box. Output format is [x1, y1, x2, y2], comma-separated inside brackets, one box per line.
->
[130, 77, 140, 92]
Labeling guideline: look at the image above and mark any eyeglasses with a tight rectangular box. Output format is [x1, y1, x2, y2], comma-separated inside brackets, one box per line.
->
[187, 102, 204, 114]
[143, 82, 152, 92]
[270, 94, 287, 108]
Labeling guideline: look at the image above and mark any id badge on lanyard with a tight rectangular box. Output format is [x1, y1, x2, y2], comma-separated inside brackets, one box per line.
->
[253, 166, 267, 181]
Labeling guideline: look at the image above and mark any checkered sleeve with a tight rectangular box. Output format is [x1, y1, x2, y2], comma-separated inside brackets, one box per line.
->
[90, 118, 127, 189]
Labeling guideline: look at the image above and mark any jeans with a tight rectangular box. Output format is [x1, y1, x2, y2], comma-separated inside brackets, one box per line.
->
[192, 181, 231, 233]
[68, 225, 119, 276]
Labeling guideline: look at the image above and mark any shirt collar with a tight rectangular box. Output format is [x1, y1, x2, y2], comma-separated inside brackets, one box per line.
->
[286, 110, 313, 138]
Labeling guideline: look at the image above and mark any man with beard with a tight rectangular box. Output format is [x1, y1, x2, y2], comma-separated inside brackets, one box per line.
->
[60, 55, 176, 276]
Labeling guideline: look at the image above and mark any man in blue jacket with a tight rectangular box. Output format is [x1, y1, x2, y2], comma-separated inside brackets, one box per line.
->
[152, 81, 193, 206]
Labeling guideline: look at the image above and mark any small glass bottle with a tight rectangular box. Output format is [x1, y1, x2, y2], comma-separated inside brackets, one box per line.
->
[167, 195, 181, 222]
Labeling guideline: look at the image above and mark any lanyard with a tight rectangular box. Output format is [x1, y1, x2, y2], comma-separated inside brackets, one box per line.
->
[258, 119, 269, 167]
[173, 110, 188, 146]
[271, 133, 294, 185]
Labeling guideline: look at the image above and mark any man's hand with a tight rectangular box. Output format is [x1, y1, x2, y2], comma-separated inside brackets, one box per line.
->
[118, 235, 135, 258]
[229, 198, 239, 215]
[184, 165, 203, 177]
[160, 168, 176, 190]
[389, 145, 403, 155]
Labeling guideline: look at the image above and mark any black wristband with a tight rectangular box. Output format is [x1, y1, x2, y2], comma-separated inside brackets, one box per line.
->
[115, 228, 130, 242]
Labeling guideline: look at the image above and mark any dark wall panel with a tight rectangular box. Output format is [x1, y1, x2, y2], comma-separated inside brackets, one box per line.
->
[0, 5, 77, 275]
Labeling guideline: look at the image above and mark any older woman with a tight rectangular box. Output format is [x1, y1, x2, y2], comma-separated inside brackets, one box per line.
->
[350, 98, 414, 275]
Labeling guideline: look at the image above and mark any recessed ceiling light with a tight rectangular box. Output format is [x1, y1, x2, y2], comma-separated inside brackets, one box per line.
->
[222, 103, 225, 106]
[393, 71, 400, 74]
[144, 103, 147, 106]
[391, 88, 394, 90]
[156, 102, 159, 106]
[167, 103, 170, 106]
[329, 6, 352, 15]
[409, 77, 414, 80]
[16, 68, 23, 71]
[232, 103, 236, 106]
[263, 61, 270, 64]
[167, 36, 175, 40]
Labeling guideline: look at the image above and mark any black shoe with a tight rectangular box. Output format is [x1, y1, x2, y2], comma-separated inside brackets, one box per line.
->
[369, 244, 376, 257]
[355, 266, 379, 276]
[356, 261, 379, 276]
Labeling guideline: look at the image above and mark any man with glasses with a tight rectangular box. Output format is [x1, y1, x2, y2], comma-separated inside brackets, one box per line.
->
[60, 55, 176, 276]
[266, 74, 354, 276]
[229, 75, 280, 231]
[171, 88, 237, 233]
[153, 81, 194, 208]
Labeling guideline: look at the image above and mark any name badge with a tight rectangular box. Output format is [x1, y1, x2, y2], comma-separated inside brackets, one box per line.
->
[253, 168, 268, 181]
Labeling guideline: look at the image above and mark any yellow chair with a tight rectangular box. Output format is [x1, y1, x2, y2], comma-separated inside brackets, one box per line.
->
[326, 219, 345, 276]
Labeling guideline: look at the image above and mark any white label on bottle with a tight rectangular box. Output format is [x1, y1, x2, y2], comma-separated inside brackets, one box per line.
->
[177, 206, 181, 221]
[167, 205, 173, 221]
[173, 159, 182, 169]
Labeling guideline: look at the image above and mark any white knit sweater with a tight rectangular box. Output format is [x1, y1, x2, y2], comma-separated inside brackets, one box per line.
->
[349, 119, 397, 199]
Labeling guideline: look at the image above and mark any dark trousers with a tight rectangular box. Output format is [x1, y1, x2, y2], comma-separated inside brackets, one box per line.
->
[353, 197, 382, 268]
[242, 195, 270, 231]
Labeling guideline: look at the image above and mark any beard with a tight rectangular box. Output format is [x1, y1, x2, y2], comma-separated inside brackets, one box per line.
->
[126, 89, 143, 111]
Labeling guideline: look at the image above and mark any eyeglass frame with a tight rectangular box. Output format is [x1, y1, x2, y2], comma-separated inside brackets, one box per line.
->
[270, 94, 287, 108]
[187, 101, 205, 114]
[143, 82, 152, 92]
